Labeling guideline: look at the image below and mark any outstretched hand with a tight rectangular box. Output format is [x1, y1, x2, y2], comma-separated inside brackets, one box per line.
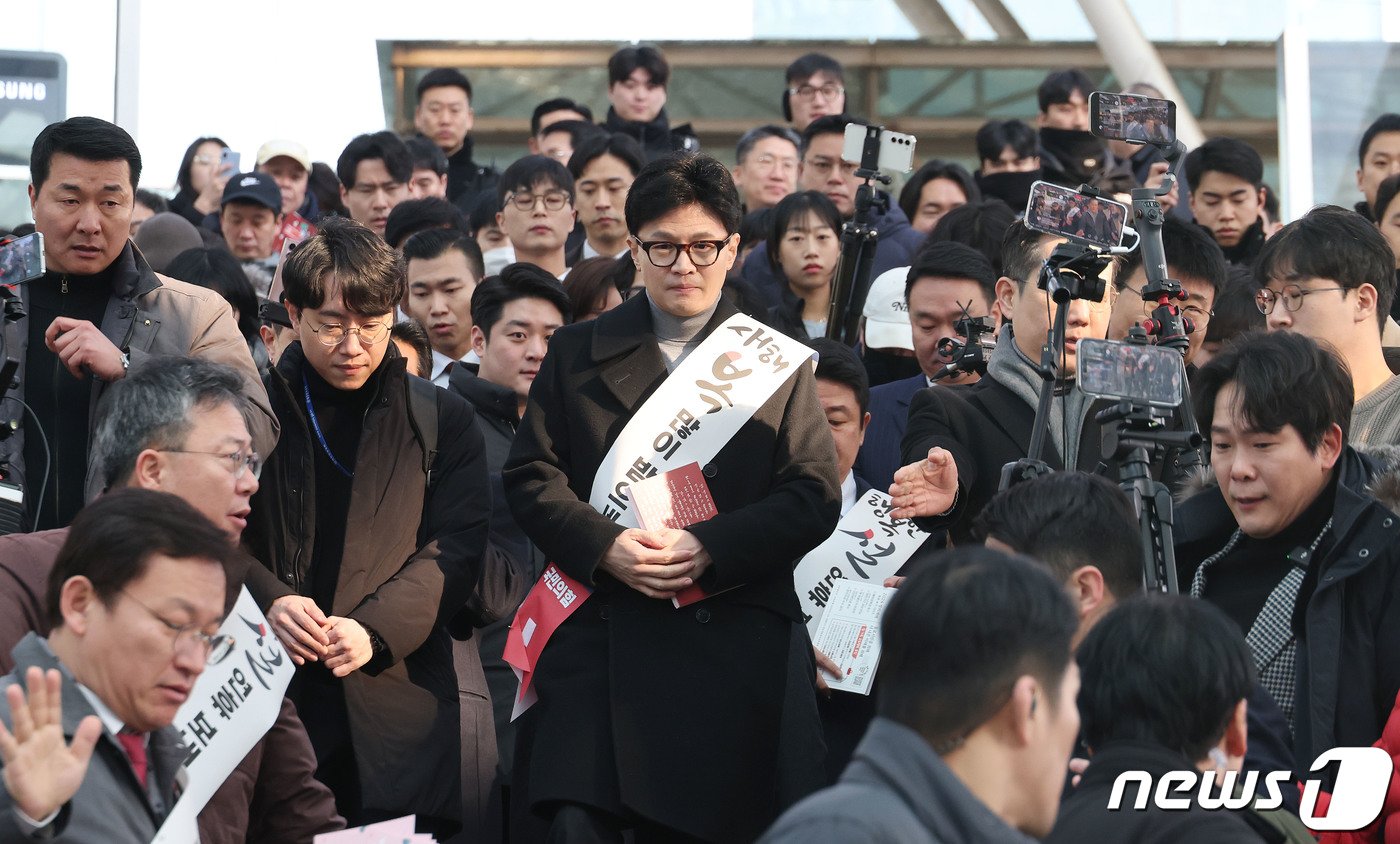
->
[0, 667, 102, 823]
[888, 447, 959, 520]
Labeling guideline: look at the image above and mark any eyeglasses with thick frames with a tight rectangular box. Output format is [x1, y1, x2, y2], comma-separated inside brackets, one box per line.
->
[305, 317, 389, 347]
[633, 235, 734, 269]
[1254, 285, 1348, 315]
[159, 449, 261, 479]
[121, 590, 234, 664]
[504, 190, 572, 212]
[788, 83, 845, 101]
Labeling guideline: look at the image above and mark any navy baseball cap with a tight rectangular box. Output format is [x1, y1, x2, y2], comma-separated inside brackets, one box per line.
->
[221, 172, 282, 213]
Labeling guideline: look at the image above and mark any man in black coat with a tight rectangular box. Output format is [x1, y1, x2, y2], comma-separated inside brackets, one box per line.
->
[414, 68, 501, 213]
[1176, 331, 1400, 778]
[600, 47, 700, 163]
[1045, 596, 1269, 843]
[447, 262, 571, 824]
[892, 222, 1117, 541]
[503, 153, 839, 841]
[243, 218, 491, 838]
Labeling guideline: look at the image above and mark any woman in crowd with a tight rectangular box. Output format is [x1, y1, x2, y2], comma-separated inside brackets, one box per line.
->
[168, 136, 230, 227]
[766, 191, 842, 339]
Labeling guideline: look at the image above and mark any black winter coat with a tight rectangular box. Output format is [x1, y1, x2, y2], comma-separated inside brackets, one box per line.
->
[243, 342, 491, 824]
[1176, 446, 1400, 775]
[502, 292, 840, 841]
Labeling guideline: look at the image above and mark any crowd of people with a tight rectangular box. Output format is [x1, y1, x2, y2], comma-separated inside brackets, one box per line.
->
[1, 40, 1400, 844]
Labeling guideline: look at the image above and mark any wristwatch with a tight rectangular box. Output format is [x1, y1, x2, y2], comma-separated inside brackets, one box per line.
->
[118, 350, 130, 374]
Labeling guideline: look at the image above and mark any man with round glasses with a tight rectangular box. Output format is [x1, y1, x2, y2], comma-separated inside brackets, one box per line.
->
[497, 155, 578, 279]
[0, 355, 345, 842]
[243, 216, 491, 837]
[0, 488, 242, 841]
[1255, 206, 1400, 445]
[783, 53, 847, 132]
[504, 152, 840, 841]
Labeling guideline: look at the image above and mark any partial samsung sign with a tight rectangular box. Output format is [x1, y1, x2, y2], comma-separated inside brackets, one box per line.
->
[0, 51, 66, 166]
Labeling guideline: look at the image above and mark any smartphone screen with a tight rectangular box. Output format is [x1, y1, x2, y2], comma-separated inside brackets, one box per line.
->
[0, 232, 45, 285]
[1090, 92, 1176, 144]
[1024, 181, 1128, 250]
[1076, 338, 1184, 408]
[220, 147, 241, 176]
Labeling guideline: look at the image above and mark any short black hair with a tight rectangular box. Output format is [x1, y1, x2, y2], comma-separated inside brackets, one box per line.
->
[785, 52, 845, 85]
[165, 247, 259, 344]
[624, 152, 742, 236]
[1261, 183, 1280, 222]
[904, 241, 998, 307]
[1184, 137, 1264, 192]
[391, 319, 432, 378]
[46, 488, 240, 625]
[800, 114, 851, 158]
[767, 190, 842, 275]
[809, 337, 869, 415]
[135, 189, 169, 215]
[561, 256, 618, 321]
[1375, 173, 1400, 224]
[1116, 215, 1227, 300]
[736, 124, 802, 165]
[1037, 69, 1094, 113]
[416, 68, 473, 102]
[1256, 205, 1395, 337]
[921, 198, 1017, 277]
[538, 120, 608, 153]
[1195, 330, 1353, 452]
[282, 216, 405, 317]
[401, 227, 485, 282]
[175, 136, 227, 197]
[1204, 265, 1266, 345]
[608, 45, 669, 87]
[471, 262, 572, 338]
[384, 197, 470, 250]
[497, 155, 576, 211]
[531, 98, 595, 136]
[309, 162, 348, 217]
[973, 472, 1142, 601]
[899, 160, 980, 226]
[879, 546, 1077, 749]
[31, 116, 143, 192]
[403, 135, 448, 176]
[467, 190, 499, 236]
[336, 131, 412, 189]
[568, 132, 645, 181]
[1077, 595, 1255, 761]
[999, 220, 1053, 288]
[1358, 113, 1400, 167]
[975, 119, 1038, 164]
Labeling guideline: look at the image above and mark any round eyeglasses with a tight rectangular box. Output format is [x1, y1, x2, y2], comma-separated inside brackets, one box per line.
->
[634, 235, 734, 269]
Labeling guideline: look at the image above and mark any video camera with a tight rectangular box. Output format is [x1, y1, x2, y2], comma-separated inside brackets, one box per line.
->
[933, 304, 996, 382]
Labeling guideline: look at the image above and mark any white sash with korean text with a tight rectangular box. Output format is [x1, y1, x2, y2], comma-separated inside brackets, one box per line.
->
[794, 487, 930, 634]
[587, 312, 815, 522]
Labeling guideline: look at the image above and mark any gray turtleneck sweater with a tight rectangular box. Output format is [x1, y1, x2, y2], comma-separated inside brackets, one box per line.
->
[649, 293, 720, 372]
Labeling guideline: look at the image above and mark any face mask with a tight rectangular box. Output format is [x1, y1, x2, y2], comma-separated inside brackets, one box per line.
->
[976, 169, 1041, 211]
[1038, 127, 1108, 181]
[861, 347, 922, 388]
[481, 245, 515, 276]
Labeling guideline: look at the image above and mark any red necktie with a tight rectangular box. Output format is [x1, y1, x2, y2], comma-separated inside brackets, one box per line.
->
[117, 730, 148, 787]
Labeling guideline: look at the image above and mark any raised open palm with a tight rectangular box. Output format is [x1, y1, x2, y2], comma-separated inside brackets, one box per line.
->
[889, 447, 959, 520]
[0, 667, 102, 822]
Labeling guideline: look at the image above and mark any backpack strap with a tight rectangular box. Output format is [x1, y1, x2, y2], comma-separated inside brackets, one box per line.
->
[405, 376, 439, 488]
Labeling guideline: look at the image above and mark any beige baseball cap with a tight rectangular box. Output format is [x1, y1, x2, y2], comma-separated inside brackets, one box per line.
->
[256, 139, 311, 172]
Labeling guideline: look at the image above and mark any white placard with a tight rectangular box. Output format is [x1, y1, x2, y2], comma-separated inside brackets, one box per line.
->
[811, 580, 895, 696]
[151, 587, 295, 842]
[794, 488, 929, 633]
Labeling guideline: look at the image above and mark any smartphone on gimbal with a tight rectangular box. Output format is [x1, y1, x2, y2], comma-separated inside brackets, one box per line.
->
[1090, 92, 1177, 145]
[1077, 338, 1184, 408]
[1024, 181, 1128, 251]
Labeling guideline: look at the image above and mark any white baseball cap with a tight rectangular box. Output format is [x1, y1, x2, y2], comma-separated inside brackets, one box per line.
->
[860, 266, 914, 352]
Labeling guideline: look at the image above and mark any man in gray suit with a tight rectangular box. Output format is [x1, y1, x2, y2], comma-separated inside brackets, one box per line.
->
[0, 489, 239, 842]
